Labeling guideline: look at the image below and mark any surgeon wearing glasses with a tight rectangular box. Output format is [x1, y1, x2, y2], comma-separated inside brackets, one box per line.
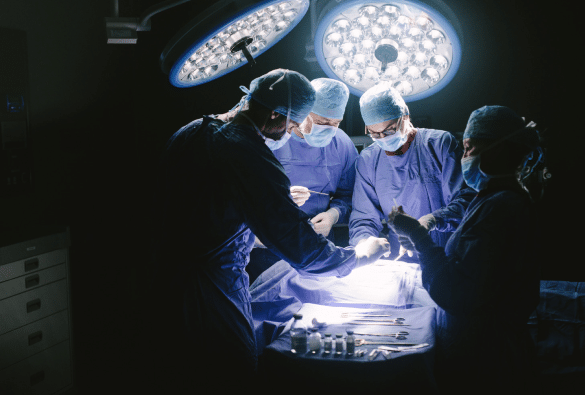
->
[349, 82, 471, 259]
[152, 69, 390, 387]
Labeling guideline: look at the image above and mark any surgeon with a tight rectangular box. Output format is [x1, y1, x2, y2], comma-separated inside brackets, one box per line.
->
[349, 82, 469, 260]
[248, 78, 359, 281]
[152, 69, 390, 388]
[387, 105, 541, 393]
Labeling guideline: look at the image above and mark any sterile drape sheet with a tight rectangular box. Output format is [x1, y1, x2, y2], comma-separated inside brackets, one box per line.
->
[250, 258, 437, 353]
[250, 258, 439, 391]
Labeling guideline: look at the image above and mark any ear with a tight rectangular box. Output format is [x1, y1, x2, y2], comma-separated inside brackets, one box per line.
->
[271, 111, 281, 120]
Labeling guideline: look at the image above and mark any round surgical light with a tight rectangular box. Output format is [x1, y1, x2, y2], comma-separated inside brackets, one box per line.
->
[315, 0, 462, 101]
[161, 0, 310, 88]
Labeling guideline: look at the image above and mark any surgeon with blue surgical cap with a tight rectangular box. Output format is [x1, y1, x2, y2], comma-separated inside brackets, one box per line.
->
[387, 105, 542, 393]
[152, 69, 390, 388]
[349, 82, 471, 260]
[247, 78, 359, 281]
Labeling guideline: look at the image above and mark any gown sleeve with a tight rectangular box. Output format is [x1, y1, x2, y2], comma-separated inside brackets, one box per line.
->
[412, 192, 532, 316]
[328, 132, 359, 224]
[348, 151, 385, 246]
[219, 127, 359, 278]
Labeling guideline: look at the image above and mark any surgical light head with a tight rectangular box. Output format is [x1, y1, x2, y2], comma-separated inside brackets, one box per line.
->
[246, 69, 316, 124]
[314, 0, 463, 101]
[160, 0, 310, 88]
[464, 105, 539, 150]
[359, 82, 409, 126]
[310, 78, 350, 120]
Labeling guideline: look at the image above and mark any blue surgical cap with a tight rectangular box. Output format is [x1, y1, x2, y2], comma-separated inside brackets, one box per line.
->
[463, 105, 539, 149]
[359, 82, 409, 126]
[310, 78, 349, 120]
[245, 69, 316, 124]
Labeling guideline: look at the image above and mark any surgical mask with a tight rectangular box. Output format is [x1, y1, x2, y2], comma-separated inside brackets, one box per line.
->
[238, 112, 291, 151]
[264, 129, 291, 150]
[373, 132, 408, 152]
[461, 155, 490, 192]
[461, 124, 536, 191]
[302, 123, 338, 147]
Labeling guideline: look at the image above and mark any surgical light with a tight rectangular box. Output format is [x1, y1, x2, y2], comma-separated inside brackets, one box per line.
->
[160, 0, 310, 88]
[314, 0, 462, 101]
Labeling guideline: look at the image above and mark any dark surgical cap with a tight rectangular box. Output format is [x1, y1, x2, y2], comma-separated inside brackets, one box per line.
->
[245, 69, 316, 124]
[463, 105, 539, 149]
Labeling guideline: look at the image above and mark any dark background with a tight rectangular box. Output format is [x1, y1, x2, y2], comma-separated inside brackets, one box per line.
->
[0, 0, 580, 393]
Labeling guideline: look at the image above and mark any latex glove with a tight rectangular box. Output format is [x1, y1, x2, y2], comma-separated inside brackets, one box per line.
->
[397, 237, 414, 259]
[254, 236, 266, 249]
[388, 206, 428, 245]
[418, 213, 437, 232]
[311, 208, 339, 237]
[290, 186, 310, 207]
[396, 214, 436, 258]
[355, 236, 391, 267]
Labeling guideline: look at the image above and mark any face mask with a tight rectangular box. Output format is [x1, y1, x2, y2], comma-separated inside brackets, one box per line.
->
[461, 126, 531, 191]
[461, 155, 491, 192]
[302, 123, 338, 147]
[238, 112, 290, 151]
[374, 132, 408, 152]
[264, 129, 291, 151]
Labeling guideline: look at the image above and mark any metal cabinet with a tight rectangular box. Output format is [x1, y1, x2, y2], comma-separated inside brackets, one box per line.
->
[0, 229, 73, 395]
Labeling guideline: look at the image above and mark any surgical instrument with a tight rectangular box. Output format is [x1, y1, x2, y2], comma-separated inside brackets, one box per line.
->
[353, 331, 409, 338]
[377, 343, 429, 352]
[347, 322, 409, 326]
[356, 339, 428, 347]
[308, 189, 329, 196]
[348, 318, 405, 323]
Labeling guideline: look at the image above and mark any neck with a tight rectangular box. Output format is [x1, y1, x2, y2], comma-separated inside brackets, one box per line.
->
[385, 129, 417, 156]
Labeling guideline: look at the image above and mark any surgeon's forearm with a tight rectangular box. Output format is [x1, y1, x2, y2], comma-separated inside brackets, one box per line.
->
[329, 198, 351, 224]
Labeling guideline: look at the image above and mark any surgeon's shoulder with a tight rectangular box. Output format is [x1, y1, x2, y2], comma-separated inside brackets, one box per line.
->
[418, 128, 459, 152]
[478, 189, 532, 224]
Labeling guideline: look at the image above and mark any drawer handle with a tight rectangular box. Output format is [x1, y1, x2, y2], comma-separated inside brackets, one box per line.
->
[24, 258, 39, 272]
[26, 299, 41, 313]
[25, 274, 40, 289]
[28, 330, 43, 346]
[30, 370, 45, 386]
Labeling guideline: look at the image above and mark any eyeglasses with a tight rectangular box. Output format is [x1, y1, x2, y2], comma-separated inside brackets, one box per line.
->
[365, 122, 399, 139]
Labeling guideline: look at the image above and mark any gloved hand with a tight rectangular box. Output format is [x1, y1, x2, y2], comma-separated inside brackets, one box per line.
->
[396, 214, 436, 258]
[418, 213, 437, 232]
[290, 186, 311, 207]
[311, 208, 339, 237]
[397, 236, 414, 259]
[355, 236, 391, 267]
[254, 236, 266, 248]
[388, 206, 428, 246]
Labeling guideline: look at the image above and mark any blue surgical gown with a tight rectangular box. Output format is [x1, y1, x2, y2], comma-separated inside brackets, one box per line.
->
[273, 129, 359, 224]
[248, 129, 358, 282]
[349, 128, 465, 256]
[154, 116, 363, 372]
[410, 184, 540, 390]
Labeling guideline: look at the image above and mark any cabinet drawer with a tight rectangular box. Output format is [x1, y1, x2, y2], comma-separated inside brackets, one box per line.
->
[0, 340, 72, 395]
[0, 249, 67, 284]
[0, 263, 67, 301]
[0, 279, 68, 336]
[0, 309, 70, 370]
